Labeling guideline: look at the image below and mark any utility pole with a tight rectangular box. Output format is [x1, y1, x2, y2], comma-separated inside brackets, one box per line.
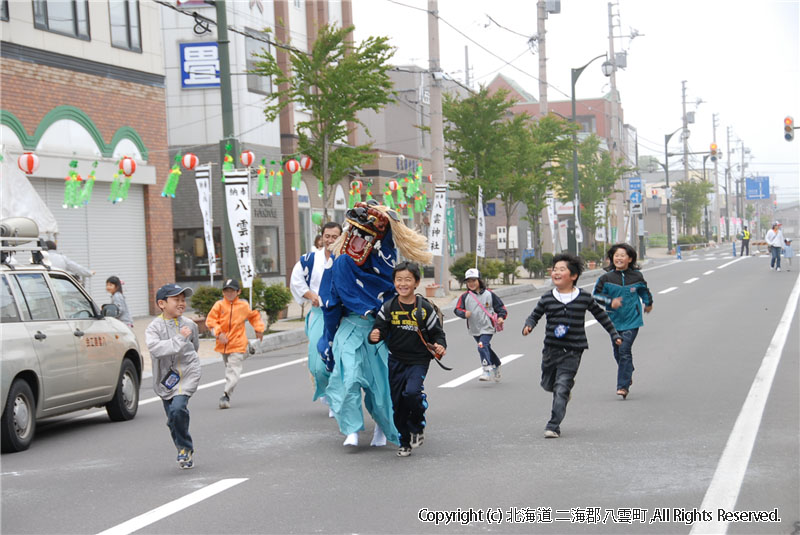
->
[428, 0, 448, 297]
[537, 0, 548, 117]
[464, 45, 470, 88]
[725, 126, 732, 240]
[681, 80, 690, 182]
[215, 0, 237, 279]
[712, 113, 720, 239]
[608, 2, 625, 246]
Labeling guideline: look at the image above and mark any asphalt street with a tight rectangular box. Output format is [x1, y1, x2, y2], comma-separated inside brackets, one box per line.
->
[2, 249, 798, 535]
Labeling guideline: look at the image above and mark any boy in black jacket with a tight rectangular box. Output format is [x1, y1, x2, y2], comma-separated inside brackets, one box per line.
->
[522, 254, 622, 439]
[370, 261, 447, 457]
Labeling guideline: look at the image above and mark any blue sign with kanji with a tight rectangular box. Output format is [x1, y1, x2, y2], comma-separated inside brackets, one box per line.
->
[628, 176, 642, 190]
[745, 176, 770, 200]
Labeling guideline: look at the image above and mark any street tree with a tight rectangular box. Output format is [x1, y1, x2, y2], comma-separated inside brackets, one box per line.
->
[671, 180, 714, 235]
[251, 24, 395, 220]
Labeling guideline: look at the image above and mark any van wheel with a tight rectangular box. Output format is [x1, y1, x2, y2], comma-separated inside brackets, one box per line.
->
[1, 379, 36, 453]
[106, 359, 139, 421]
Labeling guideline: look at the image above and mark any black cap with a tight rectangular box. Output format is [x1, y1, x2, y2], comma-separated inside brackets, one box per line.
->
[156, 283, 193, 303]
[222, 278, 240, 291]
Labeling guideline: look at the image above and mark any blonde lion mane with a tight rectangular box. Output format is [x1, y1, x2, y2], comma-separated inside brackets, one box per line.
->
[330, 204, 433, 266]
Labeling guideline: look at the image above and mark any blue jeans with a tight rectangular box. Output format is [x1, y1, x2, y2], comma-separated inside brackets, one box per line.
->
[162, 395, 193, 451]
[473, 334, 501, 368]
[388, 359, 430, 448]
[540, 347, 582, 434]
[770, 246, 782, 269]
[613, 328, 639, 391]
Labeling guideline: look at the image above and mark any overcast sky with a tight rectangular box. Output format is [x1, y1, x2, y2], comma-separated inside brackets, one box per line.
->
[352, 0, 800, 204]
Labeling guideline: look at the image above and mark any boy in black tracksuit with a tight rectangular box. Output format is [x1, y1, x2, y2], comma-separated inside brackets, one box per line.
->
[370, 261, 447, 457]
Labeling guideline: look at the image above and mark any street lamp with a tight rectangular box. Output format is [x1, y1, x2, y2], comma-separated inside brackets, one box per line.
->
[664, 126, 683, 252]
[570, 53, 611, 254]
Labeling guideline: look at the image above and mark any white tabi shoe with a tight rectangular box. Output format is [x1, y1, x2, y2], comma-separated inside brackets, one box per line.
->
[370, 425, 387, 447]
[343, 433, 359, 447]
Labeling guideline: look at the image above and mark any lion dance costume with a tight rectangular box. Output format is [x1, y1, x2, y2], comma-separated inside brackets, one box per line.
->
[318, 201, 432, 446]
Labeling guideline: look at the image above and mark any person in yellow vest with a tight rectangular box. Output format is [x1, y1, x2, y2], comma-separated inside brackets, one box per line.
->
[740, 226, 751, 256]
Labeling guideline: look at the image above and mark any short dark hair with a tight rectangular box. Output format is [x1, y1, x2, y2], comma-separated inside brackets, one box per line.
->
[322, 222, 342, 233]
[44, 240, 57, 251]
[106, 276, 123, 293]
[552, 253, 584, 284]
[605, 243, 639, 271]
[393, 261, 421, 282]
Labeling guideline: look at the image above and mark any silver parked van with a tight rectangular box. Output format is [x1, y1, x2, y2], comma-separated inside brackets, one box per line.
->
[1, 218, 142, 453]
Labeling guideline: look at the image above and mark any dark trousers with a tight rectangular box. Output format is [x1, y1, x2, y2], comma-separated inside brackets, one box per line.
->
[740, 239, 749, 256]
[162, 395, 193, 451]
[612, 328, 639, 390]
[540, 347, 583, 434]
[473, 334, 501, 368]
[388, 358, 430, 448]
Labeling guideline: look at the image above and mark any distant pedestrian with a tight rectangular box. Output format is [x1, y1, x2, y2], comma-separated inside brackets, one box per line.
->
[454, 268, 507, 382]
[369, 261, 447, 457]
[44, 240, 94, 280]
[145, 284, 200, 469]
[766, 222, 785, 271]
[314, 234, 323, 249]
[105, 276, 133, 328]
[522, 254, 622, 438]
[593, 244, 653, 399]
[740, 226, 750, 256]
[205, 278, 265, 410]
[290, 221, 342, 414]
[784, 239, 794, 271]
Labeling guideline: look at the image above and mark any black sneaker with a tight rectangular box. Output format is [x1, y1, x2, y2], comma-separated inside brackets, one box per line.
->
[397, 446, 412, 457]
[410, 432, 424, 449]
[219, 394, 230, 409]
[177, 449, 194, 469]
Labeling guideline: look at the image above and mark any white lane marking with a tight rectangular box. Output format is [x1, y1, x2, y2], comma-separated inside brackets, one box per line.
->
[658, 287, 678, 294]
[684, 277, 699, 284]
[585, 319, 598, 328]
[691, 273, 800, 535]
[438, 354, 524, 388]
[703, 270, 714, 275]
[717, 256, 748, 269]
[688, 258, 699, 262]
[97, 478, 248, 535]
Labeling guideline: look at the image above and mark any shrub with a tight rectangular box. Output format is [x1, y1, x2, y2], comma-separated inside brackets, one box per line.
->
[449, 253, 504, 287]
[580, 249, 602, 264]
[257, 283, 293, 328]
[523, 257, 545, 278]
[500, 260, 521, 284]
[190, 285, 222, 317]
[541, 252, 554, 268]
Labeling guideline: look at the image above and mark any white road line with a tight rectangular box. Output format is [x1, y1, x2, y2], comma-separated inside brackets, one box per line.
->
[96, 478, 248, 535]
[438, 354, 524, 388]
[703, 270, 714, 275]
[691, 273, 800, 535]
[684, 277, 699, 284]
[717, 256, 748, 269]
[658, 287, 678, 294]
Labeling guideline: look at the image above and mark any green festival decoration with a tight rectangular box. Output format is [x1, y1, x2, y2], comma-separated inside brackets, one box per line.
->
[256, 159, 267, 195]
[222, 143, 234, 177]
[382, 186, 395, 209]
[311, 212, 323, 226]
[63, 160, 82, 209]
[268, 160, 283, 196]
[161, 153, 182, 198]
[109, 168, 122, 203]
[79, 161, 98, 205]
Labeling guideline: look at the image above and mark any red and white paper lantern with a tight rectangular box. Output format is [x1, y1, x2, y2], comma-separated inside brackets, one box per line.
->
[388, 179, 399, 191]
[240, 150, 255, 167]
[285, 159, 300, 174]
[119, 156, 136, 177]
[181, 153, 199, 170]
[17, 152, 39, 174]
[350, 179, 362, 193]
[300, 155, 313, 171]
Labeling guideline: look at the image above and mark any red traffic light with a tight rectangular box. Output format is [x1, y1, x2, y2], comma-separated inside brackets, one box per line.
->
[785, 116, 795, 141]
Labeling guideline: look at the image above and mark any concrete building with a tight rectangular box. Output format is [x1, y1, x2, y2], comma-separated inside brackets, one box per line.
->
[1, 0, 172, 315]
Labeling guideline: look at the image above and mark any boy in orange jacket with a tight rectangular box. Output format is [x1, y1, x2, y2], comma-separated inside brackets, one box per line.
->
[206, 279, 265, 409]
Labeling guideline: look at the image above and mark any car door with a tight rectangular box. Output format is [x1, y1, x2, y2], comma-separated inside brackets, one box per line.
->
[48, 274, 118, 402]
[10, 273, 80, 411]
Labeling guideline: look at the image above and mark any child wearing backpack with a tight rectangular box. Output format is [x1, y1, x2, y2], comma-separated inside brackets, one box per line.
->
[454, 268, 507, 382]
[369, 261, 447, 457]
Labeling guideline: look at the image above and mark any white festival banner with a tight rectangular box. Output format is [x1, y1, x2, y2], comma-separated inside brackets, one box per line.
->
[427, 184, 448, 256]
[223, 169, 255, 289]
[476, 186, 486, 258]
[194, 165, 217, 277]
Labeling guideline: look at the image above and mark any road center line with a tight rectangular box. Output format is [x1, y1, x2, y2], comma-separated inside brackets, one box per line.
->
[658, 287, 678, 294]
[691, 273, 800, 534]
[438, 354, 524, 388]
[703, 270, 714, 275]
[717, 256, 748, 269]
[96, 478, 248, 535]
[684, 277, 699, 284]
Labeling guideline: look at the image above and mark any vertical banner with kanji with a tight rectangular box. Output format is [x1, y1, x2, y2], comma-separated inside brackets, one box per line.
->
[223, 169, 255, 289]
[427, 185, 447, 256]
[595, 201, 607, 243]
[195, 165, 217, 279]
[446, 206, 456, 256]
[546, 193, 557, 246]
[476, 186, 486, 259]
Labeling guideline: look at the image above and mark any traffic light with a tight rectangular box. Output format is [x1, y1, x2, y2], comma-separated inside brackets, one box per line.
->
[710, 143, 718, 162]
[785, 116, 794, 141]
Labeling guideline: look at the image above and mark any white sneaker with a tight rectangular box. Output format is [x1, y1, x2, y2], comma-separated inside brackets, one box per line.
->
[370, 426, 386, 447]
[343, 433, 359, 447]
[478, 368, 492, 381]
[493, 366, 501, 382]
[544, 430, 560, 438]
[777, 267, 781, 272]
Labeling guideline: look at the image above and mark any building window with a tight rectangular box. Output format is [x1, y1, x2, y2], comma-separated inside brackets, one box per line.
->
[33, 0, 90, 40]
[174, 228, 222, 281]
[245, 29, 271, 95]
[1, 1, 9, 21]
[109, 0, 141, 52]
[253, 226, 281, 275]
[576, 115, 596, 134]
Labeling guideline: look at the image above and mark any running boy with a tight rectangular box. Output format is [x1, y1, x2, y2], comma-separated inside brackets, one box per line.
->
[206, 278, 265, 409]
[145, 284, 201, 469]
[369, 261, 447, 457]
[522, 254, 622, 438]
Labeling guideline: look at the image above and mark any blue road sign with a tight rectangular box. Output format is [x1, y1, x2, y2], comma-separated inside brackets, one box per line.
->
[745, 176, 770, 200]
[629, 191, 642, 203]
[628, 176, 643, 190]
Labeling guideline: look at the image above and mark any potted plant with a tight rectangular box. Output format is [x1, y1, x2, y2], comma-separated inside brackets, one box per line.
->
[425, 283, 440, 298]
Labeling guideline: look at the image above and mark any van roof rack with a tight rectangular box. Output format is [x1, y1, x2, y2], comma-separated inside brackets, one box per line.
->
[0, 217, 48, 268]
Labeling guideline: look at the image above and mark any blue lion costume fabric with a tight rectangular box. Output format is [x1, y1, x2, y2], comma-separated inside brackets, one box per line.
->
[317, 221, 400, 444]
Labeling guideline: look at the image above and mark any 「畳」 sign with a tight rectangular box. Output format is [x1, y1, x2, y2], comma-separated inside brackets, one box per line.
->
[180, 42, 221, 88]
[223, 170, 254, 289]
[195, 165, 217, 277]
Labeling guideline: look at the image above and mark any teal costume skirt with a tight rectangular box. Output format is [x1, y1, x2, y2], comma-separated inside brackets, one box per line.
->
[305, 307, 329, 401]
[326, 314, 399, 444]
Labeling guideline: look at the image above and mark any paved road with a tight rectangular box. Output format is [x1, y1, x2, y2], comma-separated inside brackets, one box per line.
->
[2, 250, 798, 534]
